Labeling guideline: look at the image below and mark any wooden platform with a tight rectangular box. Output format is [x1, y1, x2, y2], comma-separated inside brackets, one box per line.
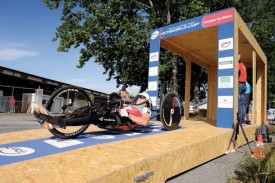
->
[0, 120, 257, 183]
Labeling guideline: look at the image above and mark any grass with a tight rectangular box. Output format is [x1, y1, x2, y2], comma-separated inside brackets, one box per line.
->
[228, 141, 275, 183]
[267, 124, 275, 135]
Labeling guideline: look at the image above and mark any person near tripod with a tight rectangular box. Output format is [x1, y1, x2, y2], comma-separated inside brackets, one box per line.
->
[238, 53, 247, 125]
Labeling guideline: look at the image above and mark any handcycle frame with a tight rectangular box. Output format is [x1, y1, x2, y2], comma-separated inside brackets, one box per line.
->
[44, 86, 182, 139]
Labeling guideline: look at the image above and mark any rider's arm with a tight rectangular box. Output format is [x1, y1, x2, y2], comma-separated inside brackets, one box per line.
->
[119, 91, 132, 102]
[128, 113, 150, 126]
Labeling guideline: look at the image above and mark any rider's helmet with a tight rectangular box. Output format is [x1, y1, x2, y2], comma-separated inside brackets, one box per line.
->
[133, 92, 152, 108]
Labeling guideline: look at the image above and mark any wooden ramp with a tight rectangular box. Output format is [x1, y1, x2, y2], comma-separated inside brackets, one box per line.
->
[0, 120, 257, 183]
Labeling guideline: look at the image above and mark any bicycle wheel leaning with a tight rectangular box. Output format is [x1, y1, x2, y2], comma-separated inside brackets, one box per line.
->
[46, 86, 92, 139]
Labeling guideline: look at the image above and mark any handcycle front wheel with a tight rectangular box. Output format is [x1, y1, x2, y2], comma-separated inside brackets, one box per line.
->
[46, 86, 92, 139]
[160, 92, 182, 130]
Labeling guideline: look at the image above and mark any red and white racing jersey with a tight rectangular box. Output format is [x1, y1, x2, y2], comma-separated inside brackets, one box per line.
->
[123, 104, 151, 117]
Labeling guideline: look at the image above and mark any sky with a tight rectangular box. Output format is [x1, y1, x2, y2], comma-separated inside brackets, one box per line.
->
[0, 0, 140, 95]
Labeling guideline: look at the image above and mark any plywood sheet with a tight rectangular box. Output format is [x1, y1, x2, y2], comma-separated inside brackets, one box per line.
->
[0, 120, 257, 183]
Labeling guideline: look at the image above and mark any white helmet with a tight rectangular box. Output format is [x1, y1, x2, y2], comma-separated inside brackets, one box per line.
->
[137, 92, 151, 107]
[139, 92, 150, 101]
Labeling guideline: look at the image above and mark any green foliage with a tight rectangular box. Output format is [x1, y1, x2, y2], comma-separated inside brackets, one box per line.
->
[44, 0, 275, 102]
[43, 0, 227, 93]
[237, 0, 275, 106]
[44, 0, 151, 90]
[229, 143, 275, 183]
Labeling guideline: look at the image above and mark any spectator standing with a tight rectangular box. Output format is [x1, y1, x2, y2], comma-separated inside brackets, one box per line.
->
[244, 82, 252, 124]
[238, 54, 247, 125]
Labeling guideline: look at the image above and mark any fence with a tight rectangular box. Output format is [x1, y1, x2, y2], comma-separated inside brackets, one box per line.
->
[0, 96, 34, 113]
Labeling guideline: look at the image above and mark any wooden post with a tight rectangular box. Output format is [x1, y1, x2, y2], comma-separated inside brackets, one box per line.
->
[207, 65, 217, 122]
[184, 58, 191, 120]
[252, 50, 257, 124]
[256, 58, 266, 124]
[264, 59, 267, 121]
[234, 22, 239, 125]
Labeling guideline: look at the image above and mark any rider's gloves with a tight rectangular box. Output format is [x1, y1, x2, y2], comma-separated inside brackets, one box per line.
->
[120, 108, 129, 117]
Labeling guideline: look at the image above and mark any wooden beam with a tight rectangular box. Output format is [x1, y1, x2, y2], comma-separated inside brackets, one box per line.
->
[234, 22, 239, 124]
[184, 58, 191, 120]
[160, 39, 210, 69]
[234, 9, 267, 64]
[264, 60, 267, 121]
[207, 65, 217, 122]
[257, 60, 266, 124]
[252, 50, 257, 125]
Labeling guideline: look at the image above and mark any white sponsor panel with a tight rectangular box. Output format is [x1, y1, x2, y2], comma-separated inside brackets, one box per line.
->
[151, 30, 159, 40]
[152, 129, 160, 132]
[0, 147, 35, 156]
[218, 56, 233, 69]
[88, 135, 115, 139]
[218, 76, 233, 88]
[149, 124, 162, 129]
[149, 52, 159, 62]
[219, 37, 233, 51]
[149, 66, 158, 76]
[148, 81, 158, 91]
[44, 139, 84, 148]
[150, 96, 157, 106]
[218, 96, 233, 108]
[124, 132, 142, 136]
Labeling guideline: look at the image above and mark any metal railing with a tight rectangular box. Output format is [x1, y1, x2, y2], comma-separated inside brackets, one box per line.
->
[0, 97, 35, 113]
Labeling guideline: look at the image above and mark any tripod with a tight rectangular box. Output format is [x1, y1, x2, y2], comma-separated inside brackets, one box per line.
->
[226, 113, 253, 154]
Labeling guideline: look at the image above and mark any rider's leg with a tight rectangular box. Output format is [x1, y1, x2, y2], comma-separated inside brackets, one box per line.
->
[34, 104, 119, 127]
[34, 104, 91, 128]
[34, 104, 66, 128]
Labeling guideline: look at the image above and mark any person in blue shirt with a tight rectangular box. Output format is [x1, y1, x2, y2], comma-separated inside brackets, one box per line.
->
[244, 82, 252, 124]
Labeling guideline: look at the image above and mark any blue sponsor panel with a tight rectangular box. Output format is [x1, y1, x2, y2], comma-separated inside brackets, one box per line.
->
[218, 68, 234, 77]
[149, 61, 159, 67]
[217, 21, 235, 128]
[159, 8, 234, 39]
[217, 88, 234, 96]
[159, 16, 203, 39]
[148, 76, 158, 82]
[148, 29, 161, 120]
[217, 108, 234, 128]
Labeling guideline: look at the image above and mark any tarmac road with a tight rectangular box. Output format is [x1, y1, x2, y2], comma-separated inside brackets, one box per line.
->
[0, 113, 41, 133]
[0, 113, 259, 183]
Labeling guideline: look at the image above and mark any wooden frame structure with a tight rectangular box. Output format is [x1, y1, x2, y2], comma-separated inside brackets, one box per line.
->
[148, 8, 267, 128]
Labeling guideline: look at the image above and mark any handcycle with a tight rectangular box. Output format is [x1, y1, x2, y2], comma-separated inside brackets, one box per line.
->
[39, 86, 182, 139]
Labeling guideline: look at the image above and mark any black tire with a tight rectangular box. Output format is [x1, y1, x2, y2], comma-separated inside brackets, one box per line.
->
[160, 92, 182, 130]
[46, 86, 92, 139]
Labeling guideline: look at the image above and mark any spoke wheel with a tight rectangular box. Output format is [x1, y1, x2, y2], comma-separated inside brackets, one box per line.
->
[46, 86, 92, 139]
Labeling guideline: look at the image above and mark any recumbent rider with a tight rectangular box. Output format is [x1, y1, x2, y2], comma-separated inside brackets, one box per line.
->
[34, 92, 152, 131]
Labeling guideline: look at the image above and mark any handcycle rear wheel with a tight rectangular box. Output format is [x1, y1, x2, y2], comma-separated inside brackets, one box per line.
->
[46, 86, 92, 139]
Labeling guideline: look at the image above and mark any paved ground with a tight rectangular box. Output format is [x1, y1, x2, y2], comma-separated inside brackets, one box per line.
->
[166, 144, 252, 183]
[0, 113, 41, 133]
[1, 113, 272, 183]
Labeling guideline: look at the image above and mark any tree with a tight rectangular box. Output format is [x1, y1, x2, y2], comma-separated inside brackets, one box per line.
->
[43, 0, 217, 92]
[47, 1, 275, 102]
[237, 0, 275, 106]
[44, 0, 151, 91]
